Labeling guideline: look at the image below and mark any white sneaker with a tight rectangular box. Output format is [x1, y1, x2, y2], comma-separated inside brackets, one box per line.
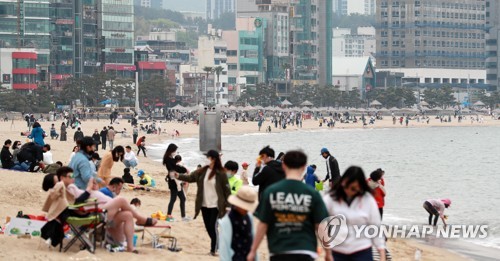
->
[182, 217, 192, 222]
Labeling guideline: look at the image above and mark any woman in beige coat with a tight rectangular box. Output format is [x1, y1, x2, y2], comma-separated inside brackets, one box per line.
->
[98, 146, 125, 186]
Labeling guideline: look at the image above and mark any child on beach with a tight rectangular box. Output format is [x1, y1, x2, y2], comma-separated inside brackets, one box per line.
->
[137, 170, 155, 187]
[122, 167, 134, 184]
[219, 186, 259, 261]
[303, 164, 319, 189]
[130, 198, 141, 209]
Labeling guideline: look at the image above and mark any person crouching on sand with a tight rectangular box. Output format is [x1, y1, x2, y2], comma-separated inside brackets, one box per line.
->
[423, 198, 451, 226]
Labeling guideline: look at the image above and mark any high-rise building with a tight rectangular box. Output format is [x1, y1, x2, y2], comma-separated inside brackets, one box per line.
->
[0, 0, 50, 89]
[207, 0, 235, 20]
[99, 0, 135, 78]
[364, 0, 376, 15]
[290, 0, 332, 85]
[486, 0, 499, 90]
[376, 0, 486, 70]
[333, 27, 376, 58]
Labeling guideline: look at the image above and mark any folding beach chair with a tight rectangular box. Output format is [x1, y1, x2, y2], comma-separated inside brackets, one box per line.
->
[61, 199, 105, 253]
[136, 224, 180, 251]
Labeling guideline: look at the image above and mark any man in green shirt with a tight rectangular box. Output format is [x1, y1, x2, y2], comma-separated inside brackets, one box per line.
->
[248, 151, 332, 261]
[225, 160, 243, 195]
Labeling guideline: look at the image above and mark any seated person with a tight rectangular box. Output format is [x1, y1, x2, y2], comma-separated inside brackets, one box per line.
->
[137, 170, 155, 187]
[1, 139, 29, 171]
[42, 144, 54, 165]
[99, 177, 124, 198]
[42, 167, 157, 253]
[50, 124, 59, 139]
[43, 161, 63, 175]
[122, 168, 134, 184]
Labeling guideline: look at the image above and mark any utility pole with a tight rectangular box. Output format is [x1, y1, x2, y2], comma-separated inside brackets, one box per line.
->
[135, 71, 140, 115]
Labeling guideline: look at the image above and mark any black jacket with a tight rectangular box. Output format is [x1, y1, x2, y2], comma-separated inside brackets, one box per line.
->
[100, 130, 108, 141]
[252, 160, 285, 199]
[92, 133, 100, 144]
[1, 146, 14, 169]
[73, 131, 84, 142]
[324, 155, 341, 185]
[164, 157, 187, 190]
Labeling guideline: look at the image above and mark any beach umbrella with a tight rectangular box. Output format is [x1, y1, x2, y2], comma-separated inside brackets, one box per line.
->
[389, 107, 400, 111]
[432, 106, 443, 111]
[100, 99, 116, 105]
[420, 101, 429, 106]
[300, 100, 314, 106]
[473, 101, 485, 107]
[254, 105, 264, 110]
[301, 106, 310, 111]
[171, 104, 185, 110]
[243, 105, 256, 111]
[369, 100, 382, 107]
[264, 106, 274, 111]
[378, 107, 389, 112]
[356, 108, 367, 113]
[228, 105, 237, 111]
[281, 99, 292, 106]
[461, 108, 471, 113]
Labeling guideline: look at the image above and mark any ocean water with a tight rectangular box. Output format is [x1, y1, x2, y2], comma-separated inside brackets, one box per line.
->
[148, 126, 500, 250]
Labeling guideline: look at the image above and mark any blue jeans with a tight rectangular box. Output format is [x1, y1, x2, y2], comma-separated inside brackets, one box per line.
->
[11, 162, 30, 171]
[332, 247, 373, 261]
[124, 160, 137, 168]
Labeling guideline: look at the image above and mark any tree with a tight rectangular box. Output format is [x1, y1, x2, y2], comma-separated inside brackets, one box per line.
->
[202, 66, 214, 104]
[213, 66, 224, 104]
[238, 83, 279, 107]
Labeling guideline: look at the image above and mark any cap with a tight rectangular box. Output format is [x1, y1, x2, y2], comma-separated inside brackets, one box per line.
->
[204, 150, 220, 159]
[228, 186, 259, 212]
[320, 148, 329, 154]
[242, 162, 249, 167]
[441, 198, 452, 207]
[137, 170, 145, 177]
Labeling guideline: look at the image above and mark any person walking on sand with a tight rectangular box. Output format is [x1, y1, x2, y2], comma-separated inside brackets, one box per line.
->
[322, 166, 386, 261]
[107, 126, 116, 149]
[163, 144, 190, 222]
[73, 127, 84, 142]
[92, 129, 101, 152]
[175, 150, 231, 256]
[247, 151, 331, 261]
[60, 122, 67, 141]
[252, 146, 285, 200]
[136, 136, 146, 157]
[368, 168, 386, 219]
[423, 198, 451, 226]
[100, 127, 108, 150]
[219, 186, 259, 261]
[240, 162, 250, 185]
[321, 147, 341, 189]
[132, 125, 139, 144]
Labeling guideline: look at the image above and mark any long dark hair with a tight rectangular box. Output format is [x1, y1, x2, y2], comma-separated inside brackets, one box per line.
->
[13, 141, 21, 150]
[112, 146, 125, 162]
[330, 166, 371, 202]
[206, 154, 223, 180]
[162, 143, 178, 166]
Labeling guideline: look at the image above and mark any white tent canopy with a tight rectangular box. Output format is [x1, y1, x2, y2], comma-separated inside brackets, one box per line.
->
[281, 99, 293, 106]
[369, 100, 382, 107]
[300, 100, 314, 106]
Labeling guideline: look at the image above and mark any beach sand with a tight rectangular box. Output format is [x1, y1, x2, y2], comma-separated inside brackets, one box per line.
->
[1, 116, 497, 260]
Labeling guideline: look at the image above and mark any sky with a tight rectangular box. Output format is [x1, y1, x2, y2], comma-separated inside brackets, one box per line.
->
[163, 0, 206, 12]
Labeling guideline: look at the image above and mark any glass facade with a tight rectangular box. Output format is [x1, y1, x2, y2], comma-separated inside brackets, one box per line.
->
[100, 0, 135, 67]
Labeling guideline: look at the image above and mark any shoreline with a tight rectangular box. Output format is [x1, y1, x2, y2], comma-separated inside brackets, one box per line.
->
[0, 118, 498, 260]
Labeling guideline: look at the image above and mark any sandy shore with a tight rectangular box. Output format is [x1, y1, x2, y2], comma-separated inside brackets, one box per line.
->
[1, 116, 497, 260]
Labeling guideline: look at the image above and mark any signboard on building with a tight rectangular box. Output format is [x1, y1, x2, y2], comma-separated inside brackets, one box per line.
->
[2, 74, 10, 83]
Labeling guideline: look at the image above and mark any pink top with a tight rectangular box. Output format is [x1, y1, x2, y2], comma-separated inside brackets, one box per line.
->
[427, 199, 445, 217]
[66, 184, 112, 206]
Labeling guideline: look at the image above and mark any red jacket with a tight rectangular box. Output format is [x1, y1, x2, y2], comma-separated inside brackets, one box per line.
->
[367, 178, 386, 208]
[136, 137, 144, 147]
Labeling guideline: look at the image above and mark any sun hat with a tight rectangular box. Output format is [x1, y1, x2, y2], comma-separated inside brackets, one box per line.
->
[137, 170, 145, 177]
[441, 198, 452, 206]
[242, 162, 249, 167]
[320, 147, 329, 154]
[228, 186, 259, 212]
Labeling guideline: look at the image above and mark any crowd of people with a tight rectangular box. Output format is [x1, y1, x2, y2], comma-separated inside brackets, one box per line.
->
[1, 114, 456, 260]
